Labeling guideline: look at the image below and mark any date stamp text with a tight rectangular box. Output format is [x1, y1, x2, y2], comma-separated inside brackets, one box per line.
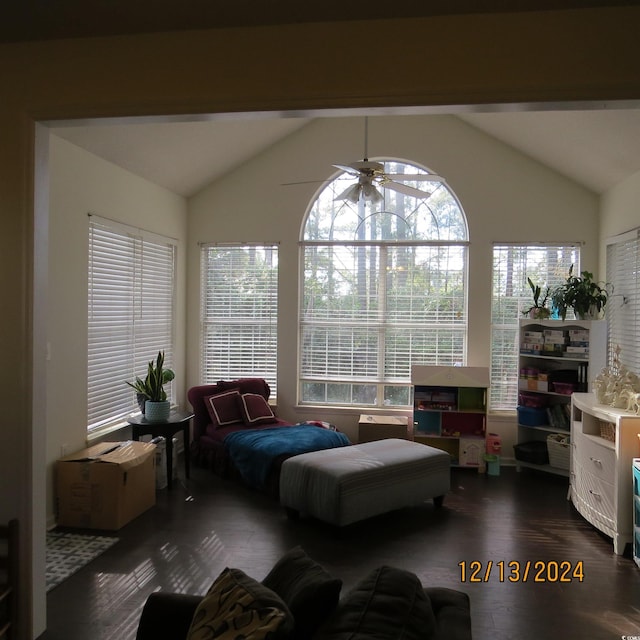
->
[458, 560, 584, 583]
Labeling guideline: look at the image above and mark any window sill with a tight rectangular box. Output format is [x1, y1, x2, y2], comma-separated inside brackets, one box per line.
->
[293, 405, 411, 417]
[86, 419, 131, 444]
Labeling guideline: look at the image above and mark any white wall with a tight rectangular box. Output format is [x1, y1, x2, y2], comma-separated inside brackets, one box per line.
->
[187, 114, 601, 449]
[46, 135, 188, 525]
[600, 168, 640, 273]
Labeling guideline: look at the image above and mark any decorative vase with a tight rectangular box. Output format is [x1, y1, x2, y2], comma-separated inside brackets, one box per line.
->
[145, 400, 170, 422]
[529, 308, 551, 319]
[576, 305, 600, 320]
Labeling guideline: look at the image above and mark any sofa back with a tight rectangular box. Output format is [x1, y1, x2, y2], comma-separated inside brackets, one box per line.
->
[187, 378, 272, 441]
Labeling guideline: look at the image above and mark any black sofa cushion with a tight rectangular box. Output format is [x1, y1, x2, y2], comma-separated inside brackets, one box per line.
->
[187, 567, 294, 640]
[424, 587, 472, 640]
[314, 566, 437, 640]
[136, 593, 202, 640]
[262, 546, 342, 640]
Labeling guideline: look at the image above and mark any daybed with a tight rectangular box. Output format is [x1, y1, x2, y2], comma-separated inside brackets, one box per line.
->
[188, 379, 350, 496]
[136, 546, 473, 640]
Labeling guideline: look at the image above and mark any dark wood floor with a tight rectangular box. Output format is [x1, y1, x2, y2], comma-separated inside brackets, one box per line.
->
[41, 461, 640, 640]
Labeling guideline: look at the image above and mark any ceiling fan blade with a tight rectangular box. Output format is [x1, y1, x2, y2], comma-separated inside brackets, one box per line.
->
[333, 160, 385, 175]
[380, 180, 432, 199]
[384, 174, 445, 183]
[332, 163, 361, 176]
[281, 179, 332, 186]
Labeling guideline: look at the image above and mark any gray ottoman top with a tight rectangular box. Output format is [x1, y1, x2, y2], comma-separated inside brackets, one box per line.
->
[282, 438, 449, 475]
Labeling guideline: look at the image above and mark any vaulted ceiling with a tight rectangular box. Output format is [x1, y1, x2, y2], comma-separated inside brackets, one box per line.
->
[52, 107, 640, 198]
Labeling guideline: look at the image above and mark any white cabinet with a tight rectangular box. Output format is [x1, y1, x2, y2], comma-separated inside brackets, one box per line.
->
[570, 393, 640, 555]
[515, 319, 606, 476]
[634, 460, 640, 567]
[411, 365, 489, 468]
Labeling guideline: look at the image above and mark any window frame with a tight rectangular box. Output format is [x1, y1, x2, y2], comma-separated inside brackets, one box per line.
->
[490, 243, 580, 412]
[299, 159, 469, 409]
[87, 215, 176, 434]
[199, 243, 279, 395]
[606, 227, 640, 374]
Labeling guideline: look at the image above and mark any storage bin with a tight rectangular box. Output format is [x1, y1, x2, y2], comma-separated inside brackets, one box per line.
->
[548, 369, 579, 385]
[547, 433, 570, 470]
[518, 391, 548, 408]
[517, 406, 549, 427]
[599, 420, 616, 442]
[514, 441, 549, 465]
[552, 382, 575, 395]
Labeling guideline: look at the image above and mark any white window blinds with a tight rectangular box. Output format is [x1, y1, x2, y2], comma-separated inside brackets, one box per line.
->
[300, 243, 467, 406]
[200, 244, 278, 394]
[491, 244, 579, 411]
[606, 229, 640, 374]
[88, 217, 176, 431]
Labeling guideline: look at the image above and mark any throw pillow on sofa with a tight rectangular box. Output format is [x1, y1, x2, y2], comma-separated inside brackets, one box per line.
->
[314, 565, 437, 640]
[262, 546, 342, 640]
[186, 567, 294, 640]
[204, 390, 243, 428]
[239, 392, 277, 426]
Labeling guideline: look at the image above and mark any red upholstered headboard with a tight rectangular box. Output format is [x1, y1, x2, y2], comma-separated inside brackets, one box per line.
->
[187, 378, 272, 442]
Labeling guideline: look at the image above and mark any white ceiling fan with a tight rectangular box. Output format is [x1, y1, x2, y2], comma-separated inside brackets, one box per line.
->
[331, 117, 446, 204]
[282, 117, 446, 203]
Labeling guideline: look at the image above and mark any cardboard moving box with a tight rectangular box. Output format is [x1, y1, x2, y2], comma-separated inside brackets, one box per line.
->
[358, 414, 410, 443]
[56, 440, 156, 530]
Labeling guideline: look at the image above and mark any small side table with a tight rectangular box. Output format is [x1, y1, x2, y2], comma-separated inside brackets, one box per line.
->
[128, 408, 194, 489]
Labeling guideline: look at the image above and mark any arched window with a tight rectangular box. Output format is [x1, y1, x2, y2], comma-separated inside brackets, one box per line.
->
[299, 159, 469, 407]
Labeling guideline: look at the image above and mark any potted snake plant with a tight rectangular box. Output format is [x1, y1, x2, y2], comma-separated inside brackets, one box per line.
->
[126, 350, 175, 421]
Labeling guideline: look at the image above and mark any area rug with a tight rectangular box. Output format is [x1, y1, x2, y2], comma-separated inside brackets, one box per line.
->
[46, 531, 119, 592]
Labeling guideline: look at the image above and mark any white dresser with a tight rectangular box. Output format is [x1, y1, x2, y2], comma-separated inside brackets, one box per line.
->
[570, 393, 640, 555]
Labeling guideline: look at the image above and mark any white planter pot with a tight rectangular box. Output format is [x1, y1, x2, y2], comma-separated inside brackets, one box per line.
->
[145, 400, 170, 422]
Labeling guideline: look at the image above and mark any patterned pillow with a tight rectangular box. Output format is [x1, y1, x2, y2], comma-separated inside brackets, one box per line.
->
[240, 393, 277, 426]
[187, 567, 294, 640]
[204, 390, 243, 428]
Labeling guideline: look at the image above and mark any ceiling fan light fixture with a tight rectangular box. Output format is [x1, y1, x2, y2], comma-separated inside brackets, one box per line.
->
[362, 182, 384, 203]
[335, 181, 384, 204]
[335, 183, 361, 203]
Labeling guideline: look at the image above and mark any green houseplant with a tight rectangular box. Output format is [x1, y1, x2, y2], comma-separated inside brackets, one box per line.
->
[523, 277, 551, 319]
[126, 350, 175, 421]
[551, 266, 610, 321]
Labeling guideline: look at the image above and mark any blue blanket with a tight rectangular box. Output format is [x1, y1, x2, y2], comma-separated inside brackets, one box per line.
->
[224, 424, 350, 490]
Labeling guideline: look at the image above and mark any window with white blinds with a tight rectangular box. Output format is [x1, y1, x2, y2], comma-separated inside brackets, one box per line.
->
[88, 217, 176, 432]
[300, 159, 468, 408]
[490, 244, 580, 411]
[200, 244, 278, 394]
[606, 228, 640, 374]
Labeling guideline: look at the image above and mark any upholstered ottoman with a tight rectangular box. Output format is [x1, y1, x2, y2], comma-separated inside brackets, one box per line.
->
[279, 438, 450, 526]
